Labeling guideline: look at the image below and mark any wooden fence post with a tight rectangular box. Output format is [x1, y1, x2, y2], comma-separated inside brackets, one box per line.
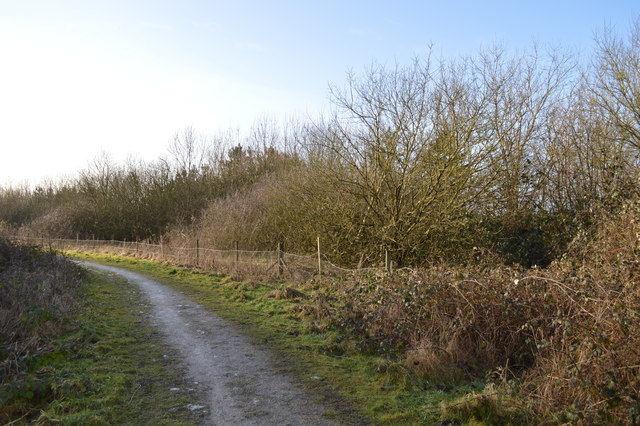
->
[277, 242, 285, 276]
[234, 240, 239, 271]
[196, 239, 200, 265]
[317, 236, 322, 275]
[160, 235, 165, 259]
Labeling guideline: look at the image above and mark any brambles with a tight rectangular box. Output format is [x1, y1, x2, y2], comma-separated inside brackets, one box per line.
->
[0, 238, 85, 422]
[521, 198, 640, 423]
[291, 197, 640, 423]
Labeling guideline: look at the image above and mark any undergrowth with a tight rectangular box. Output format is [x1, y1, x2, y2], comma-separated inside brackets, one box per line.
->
[0, 239, 200, 424]
[0, 238, 85, 422]
[63, 196, 640, 424]
[299, 198, 640, 424]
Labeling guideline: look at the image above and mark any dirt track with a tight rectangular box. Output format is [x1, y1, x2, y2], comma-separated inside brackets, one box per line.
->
[79, 261, 342, 426]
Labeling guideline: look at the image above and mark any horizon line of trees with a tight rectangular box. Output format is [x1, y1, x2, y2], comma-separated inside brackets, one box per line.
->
[1, 20, 639, 268]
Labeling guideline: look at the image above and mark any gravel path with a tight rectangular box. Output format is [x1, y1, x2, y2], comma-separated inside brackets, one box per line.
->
[79, 261, 341, 426]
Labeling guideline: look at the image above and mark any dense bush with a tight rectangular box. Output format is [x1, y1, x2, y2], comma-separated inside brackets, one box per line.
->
[522, 197, 640, 423]
[296, 196, 639, 422]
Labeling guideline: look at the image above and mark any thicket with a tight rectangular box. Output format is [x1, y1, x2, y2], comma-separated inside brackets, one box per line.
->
[293, 195, 639, 422]
[3, 23, 639, 269]
[1, 125, 301, 243]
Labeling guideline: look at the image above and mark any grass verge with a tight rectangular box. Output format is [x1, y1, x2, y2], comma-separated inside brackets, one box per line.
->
[66, 251, 509, 425]
[1, 256, 204, 425]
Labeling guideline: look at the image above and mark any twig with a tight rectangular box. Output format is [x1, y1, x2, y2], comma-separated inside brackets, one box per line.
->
[448, 282, 478, 314]
[4, 410, 33, 425]
[461, 279, 486, 288]
[519, 276, 602, 323]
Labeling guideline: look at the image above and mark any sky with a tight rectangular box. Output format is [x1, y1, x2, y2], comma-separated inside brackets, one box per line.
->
[0, 0, 638, 187]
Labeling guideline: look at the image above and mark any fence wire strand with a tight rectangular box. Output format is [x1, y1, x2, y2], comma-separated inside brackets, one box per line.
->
[6, 236, 384, 280]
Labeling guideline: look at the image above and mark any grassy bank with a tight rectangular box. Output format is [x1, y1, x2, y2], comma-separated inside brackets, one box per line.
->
[1, 240, 203, 424]
[67, 251, 510, 425]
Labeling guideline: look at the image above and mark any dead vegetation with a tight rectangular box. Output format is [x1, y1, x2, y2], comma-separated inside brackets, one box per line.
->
[293, 197, 640, 423]
[0, 238, 85, 422]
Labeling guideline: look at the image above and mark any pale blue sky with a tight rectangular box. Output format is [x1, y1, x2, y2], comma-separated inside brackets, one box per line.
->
[1, 0, 638, 185]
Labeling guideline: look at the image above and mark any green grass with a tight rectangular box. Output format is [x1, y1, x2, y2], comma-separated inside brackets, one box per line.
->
[1, 264, 203, 425]
[66, 251, 506, 425]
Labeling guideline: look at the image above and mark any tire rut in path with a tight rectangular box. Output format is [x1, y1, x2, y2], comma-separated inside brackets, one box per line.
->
[80, 261, 342, 426]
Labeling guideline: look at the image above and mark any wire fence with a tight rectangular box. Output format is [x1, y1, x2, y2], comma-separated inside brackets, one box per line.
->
[6, 235, 384, 280]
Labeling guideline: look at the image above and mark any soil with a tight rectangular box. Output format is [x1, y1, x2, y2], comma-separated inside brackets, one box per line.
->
[78, 261, 344, 426]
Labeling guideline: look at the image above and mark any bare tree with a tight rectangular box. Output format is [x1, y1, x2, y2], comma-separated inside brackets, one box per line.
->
[592, 19, 640, 152]
[306, 57, 499, 264]
[167, 126, 210, 174]
[476, 45, 574, 215]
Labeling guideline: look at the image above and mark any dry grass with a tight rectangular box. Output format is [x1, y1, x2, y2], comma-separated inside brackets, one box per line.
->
[519, 199, 640, 423]
[0, 237, 85, 386]
[296, 198, 640, 423]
